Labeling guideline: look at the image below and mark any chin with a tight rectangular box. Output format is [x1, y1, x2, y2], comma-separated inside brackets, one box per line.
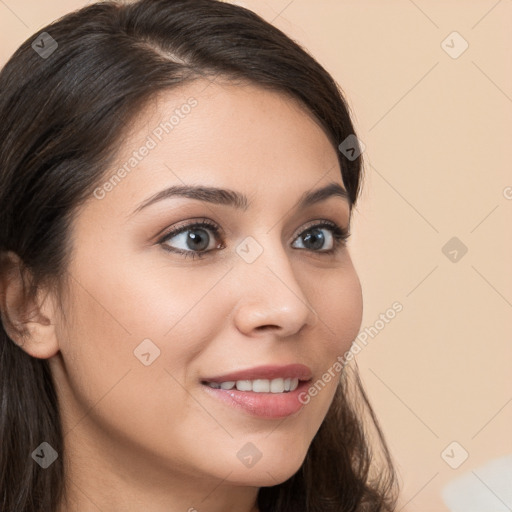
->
[226, 451, 307, 487]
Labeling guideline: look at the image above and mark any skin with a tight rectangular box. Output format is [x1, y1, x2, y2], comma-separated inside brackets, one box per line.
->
[3, 79, 363, 511]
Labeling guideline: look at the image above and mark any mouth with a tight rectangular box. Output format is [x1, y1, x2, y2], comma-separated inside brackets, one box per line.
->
[200, 364, 313, 419]
[201, 377, 301, 393]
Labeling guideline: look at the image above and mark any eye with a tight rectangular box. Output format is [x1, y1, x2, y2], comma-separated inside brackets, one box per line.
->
[291, 221, 350, 254]
[159, 219, 223, 259]
[158, 218, 350, 260]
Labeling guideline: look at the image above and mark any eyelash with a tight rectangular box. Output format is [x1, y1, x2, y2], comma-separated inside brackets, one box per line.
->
[158, 218, 351, 260]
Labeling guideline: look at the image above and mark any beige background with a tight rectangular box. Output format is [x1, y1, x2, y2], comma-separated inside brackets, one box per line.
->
[1, 1, 511, 510]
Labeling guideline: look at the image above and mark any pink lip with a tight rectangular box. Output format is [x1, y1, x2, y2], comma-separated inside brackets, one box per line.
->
[201, 379, 312, 419]
[201, 363, 313, 383]
[200, 364, 313, 419]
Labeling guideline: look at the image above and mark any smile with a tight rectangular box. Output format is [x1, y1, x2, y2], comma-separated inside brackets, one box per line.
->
[200, 364, 313, 418]
[203, 377, 300, 393]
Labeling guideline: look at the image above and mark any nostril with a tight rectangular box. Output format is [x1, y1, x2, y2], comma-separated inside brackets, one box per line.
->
[255, 325, 279, 332]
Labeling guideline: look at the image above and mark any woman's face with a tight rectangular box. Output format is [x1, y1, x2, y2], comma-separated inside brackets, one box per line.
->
[49, 79, 363, 504]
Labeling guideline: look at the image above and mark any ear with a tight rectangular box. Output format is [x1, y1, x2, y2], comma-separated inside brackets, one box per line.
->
[0, 251, 60, 359]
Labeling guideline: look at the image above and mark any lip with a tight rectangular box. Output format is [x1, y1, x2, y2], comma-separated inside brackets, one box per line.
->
[200, 364, 313, 419]
[201, 363, 313, 383]
[201, 379, 312, 419]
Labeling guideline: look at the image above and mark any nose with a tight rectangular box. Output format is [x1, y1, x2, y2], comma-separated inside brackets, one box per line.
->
[232, 238, 318, 338]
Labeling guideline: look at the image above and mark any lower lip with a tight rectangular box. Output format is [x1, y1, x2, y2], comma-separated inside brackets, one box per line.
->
[201, 380, 311, 419]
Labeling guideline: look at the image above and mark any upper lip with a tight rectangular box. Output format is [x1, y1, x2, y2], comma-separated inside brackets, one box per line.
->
[202, 364, 313, 383]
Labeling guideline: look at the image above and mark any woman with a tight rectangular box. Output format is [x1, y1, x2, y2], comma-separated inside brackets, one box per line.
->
[0, 0, 398, 510]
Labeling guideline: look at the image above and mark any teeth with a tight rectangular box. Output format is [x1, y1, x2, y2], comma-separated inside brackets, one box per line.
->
[206, 377, 300, 393]
[253, 379, 270, 392]
[270, 378, 284, 393]
[236, 380, 252, 391]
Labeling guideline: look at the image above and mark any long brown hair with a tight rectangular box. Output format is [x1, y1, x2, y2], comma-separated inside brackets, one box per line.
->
[0, 1, 398, 510]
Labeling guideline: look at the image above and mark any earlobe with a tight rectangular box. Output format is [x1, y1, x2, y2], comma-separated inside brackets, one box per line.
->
[0, 251, 60, 359]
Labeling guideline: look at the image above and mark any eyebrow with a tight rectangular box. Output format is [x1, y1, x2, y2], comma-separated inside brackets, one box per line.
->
[130, 181, 350, 217]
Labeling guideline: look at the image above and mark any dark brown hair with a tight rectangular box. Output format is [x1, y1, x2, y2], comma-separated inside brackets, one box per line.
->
[0, 1, 398, 510]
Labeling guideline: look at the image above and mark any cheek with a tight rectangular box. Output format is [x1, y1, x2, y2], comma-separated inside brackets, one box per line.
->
[114, 254, 232, 336]
[58, 250, 229, 410]
[311, 263, 363, 360]
[56, 258, 227, 469]
[287, 263, 362, 435]
[65, 249, 229, 350]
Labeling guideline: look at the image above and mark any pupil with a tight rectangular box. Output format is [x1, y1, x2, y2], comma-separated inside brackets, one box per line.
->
[303, 229, 324, 250]
[188, 229, 209, 251]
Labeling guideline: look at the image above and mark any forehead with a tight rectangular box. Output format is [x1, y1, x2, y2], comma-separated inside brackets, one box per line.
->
[89, 79, 346, 220]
